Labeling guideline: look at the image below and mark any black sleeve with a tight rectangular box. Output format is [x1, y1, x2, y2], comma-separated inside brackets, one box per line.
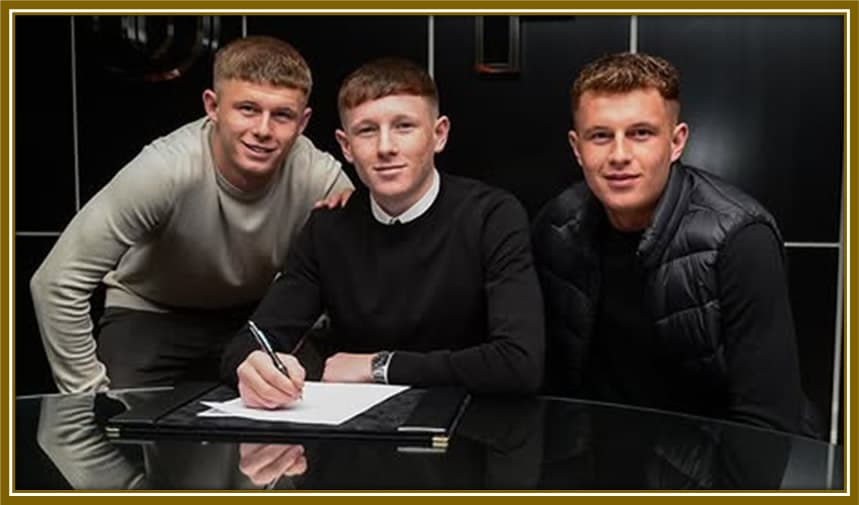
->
[219, 214, 325, 387]
[718, 223, 802, 433]
[389, 195, 546, 394]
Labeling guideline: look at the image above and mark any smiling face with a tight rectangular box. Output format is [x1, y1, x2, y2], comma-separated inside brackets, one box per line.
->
[335, 94, 449, 216]
[570, 88, 688, 231]
[203, 79, 311, 192]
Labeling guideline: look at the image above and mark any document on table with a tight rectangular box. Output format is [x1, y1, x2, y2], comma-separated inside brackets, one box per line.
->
[198, 381, 410, 425]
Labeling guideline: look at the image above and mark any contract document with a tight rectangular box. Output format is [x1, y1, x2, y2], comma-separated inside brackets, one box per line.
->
[197, 381, 410, 425]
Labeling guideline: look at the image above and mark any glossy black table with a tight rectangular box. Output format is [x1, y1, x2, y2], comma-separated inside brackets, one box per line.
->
[15, 388, 843, 491]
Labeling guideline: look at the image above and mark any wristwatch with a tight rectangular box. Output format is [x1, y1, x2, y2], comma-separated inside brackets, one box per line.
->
[371, 351, 393, 384]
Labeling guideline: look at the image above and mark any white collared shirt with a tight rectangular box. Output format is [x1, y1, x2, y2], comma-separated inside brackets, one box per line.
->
[370, 169, 440, 225]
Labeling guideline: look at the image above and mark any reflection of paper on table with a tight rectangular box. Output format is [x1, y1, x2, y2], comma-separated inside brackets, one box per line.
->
[198, 381, 410, 425]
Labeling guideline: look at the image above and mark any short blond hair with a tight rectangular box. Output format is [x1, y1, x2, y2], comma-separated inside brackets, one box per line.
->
[571, 52, 680, 121]
[213, 36, 312, 98]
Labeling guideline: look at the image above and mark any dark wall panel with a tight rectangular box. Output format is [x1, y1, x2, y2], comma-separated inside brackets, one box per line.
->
[639, 16, 843, 243]
[75, 16, 244, 204]
[248, 15, 429, 183]
[15, 16, 76, 231]
[785, 247, 838, 434]
[16, 237, 60, 395]
[435, 16, 630, 217]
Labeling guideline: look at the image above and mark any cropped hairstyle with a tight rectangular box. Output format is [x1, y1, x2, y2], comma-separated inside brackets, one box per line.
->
[570, 52, 680, 121]
[213, 36, 312, 98]
[337, 57, 438, 123]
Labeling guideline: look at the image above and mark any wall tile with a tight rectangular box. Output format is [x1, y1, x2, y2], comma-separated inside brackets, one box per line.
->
[15, 16, 76, 231]
[639, 16, 843, 243]
[435, 16, 631, 217]
[785, 247, 838, 434]
[74, 15, 244, 204]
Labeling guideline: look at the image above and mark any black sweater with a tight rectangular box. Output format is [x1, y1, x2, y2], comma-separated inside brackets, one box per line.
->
[221, 173, 545, 393]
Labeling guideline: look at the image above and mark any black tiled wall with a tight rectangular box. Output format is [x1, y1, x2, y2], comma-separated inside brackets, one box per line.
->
[15, 16, 76, 231]
[434, 16, 630, 216]
[786, 247, 839, 432]
[638, 16, 843, 243]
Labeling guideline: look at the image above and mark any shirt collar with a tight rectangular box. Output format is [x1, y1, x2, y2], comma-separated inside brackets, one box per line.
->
[370, 169, 440, 225]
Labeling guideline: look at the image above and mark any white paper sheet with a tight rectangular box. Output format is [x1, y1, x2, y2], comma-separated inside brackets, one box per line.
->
[197, 381, 410, 425]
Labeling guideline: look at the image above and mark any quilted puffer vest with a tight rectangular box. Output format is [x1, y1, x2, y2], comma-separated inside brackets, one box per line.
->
[532, 163, 782, 400]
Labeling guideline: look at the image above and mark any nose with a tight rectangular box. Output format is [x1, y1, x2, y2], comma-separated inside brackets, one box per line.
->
[608, 134, 632, 166]
[252, 113, 272, 139]
[377, 128, 398, 157]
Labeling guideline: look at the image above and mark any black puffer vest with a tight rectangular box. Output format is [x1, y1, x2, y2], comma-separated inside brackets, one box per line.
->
[532, 163, 783, 404]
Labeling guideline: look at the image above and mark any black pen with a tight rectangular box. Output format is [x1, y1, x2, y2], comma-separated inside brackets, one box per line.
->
[248, 320, 290, 379]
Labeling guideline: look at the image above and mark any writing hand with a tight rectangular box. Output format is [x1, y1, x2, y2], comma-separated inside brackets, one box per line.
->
[237, 350, 306, 409]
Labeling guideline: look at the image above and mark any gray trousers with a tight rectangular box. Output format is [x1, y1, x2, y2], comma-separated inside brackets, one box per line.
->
[95, 306, 252, 388]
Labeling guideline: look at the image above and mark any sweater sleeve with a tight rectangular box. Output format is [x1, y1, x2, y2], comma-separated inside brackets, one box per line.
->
[30, 147, 176, 393]
[318, 152, 354, 197]
[718, 223, 803, 433]
[220, 212, 325, 387]
[294, 134, 354, 204]
[37, 394, 147, 489]
[388, 195, 546, 394]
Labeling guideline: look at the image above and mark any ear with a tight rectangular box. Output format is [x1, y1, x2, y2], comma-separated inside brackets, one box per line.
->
[297, 107, 313, 136]
[202, 89, 218, 122]
[433, 115, 450, 153]
[568, 130, 584, 167]
[335, 129, 354, 164]
[669, 122, 689, 163]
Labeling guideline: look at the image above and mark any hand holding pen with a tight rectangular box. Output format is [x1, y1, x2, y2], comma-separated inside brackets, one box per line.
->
[248, 321, 291, 378]
[237, 321, 306, 409]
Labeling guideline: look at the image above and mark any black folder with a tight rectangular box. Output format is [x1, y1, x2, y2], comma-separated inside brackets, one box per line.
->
[106, 382, 470, 450]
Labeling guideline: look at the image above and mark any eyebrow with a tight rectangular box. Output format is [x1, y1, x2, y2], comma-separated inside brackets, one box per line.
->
[582, 122, 659, 135]
[348, 119, 377, 131]
[627, 122, 659, 130]
[235, 100, 298, 114]
[581, 126, 611, 136]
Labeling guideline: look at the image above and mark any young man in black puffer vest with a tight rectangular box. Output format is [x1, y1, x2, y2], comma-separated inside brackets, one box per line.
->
[532, 52, 819, 437]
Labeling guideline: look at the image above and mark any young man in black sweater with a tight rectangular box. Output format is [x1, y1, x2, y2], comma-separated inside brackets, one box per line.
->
[221, 58, 545, 408]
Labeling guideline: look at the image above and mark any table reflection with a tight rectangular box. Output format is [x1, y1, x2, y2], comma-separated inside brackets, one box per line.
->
[26, 389, 839, 491]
